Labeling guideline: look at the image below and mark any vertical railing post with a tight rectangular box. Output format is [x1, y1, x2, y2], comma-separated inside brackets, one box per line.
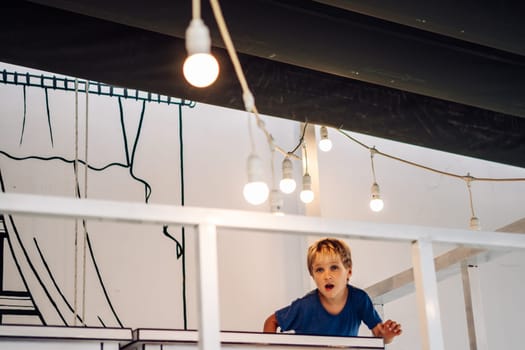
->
[197, 223, 221, 350]
[461, 262, 478, 350]
[412, 238, 445, 350]
[465, 264, 489, 350]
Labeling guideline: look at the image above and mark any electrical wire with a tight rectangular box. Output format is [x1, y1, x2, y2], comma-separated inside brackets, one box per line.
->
[302, 143, 309, 174]
[370, 148, 378, 183]
[288, 123, 308, 156]
[209, 0, 299, 160]
[339, 129, 525, 183]
[192, 0, 200, 20]
[465, 175, 477, 218]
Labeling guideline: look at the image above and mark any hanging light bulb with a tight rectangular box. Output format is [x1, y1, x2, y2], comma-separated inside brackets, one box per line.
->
[243, 154, 269, 205]
[370, 182, 384, 212]
[183, 19, 220, 87]
[279, 157, 296, 194]
[270, 189, 285, 216]
[300, 173, 314, 204]
[318, 126, 332, 152]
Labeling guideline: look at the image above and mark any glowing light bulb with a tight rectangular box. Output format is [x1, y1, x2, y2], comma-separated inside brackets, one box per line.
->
[300, 190, 314, 204]
[280, 178, 296, 194]
[319, 126, 332, 152]
[300, 173, 314, 204]
[243, 182, 270, 205]
[243, 154, 269, 205]
[183, 54, 219, 87]
[370, 182, 384, 212]
[183, 19, 219, 88]
[279, 157, 296, 194]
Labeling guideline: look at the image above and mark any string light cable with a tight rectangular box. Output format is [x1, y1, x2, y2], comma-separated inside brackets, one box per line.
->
[465, 174, 480, 230]
[339, 129, 525, 183]
[208, 0, 310, 206]
[208, 0, 298, 161]
[339, 128, 525, 226]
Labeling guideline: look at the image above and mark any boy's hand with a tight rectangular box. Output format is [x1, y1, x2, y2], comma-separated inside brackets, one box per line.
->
[373, 319, 402, 344]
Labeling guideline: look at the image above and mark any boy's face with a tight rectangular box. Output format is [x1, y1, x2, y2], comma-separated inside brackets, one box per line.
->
[311, 252, 352, 301]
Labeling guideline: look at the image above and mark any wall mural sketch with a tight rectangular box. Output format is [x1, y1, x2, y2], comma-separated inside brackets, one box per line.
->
[0, 66, 195, 328]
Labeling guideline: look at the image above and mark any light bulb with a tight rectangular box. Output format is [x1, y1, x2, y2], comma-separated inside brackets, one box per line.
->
[319, 126, 332, 152]
[300, 189, 314, 204]
[370, 198, 384, 212]
[279, 157, 296, 194]
[280, 178, 296, 194]
[183, 54, 219, 87]
[183, 19, 219, 87]
[243, 154, 269, 205]
[319, 138, 332, 152]
[243, 182, 269, 205]
[300, 173, 314, 204]
[469, 216, 481, 231]
[370, 182, 384, 212]
[270, 189, 285, 216]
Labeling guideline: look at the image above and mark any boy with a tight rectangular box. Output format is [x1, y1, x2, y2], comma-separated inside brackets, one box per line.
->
[263, 238, 402, 344]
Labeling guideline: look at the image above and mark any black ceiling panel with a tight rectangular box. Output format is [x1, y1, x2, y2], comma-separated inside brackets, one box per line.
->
[1, 0, 524, 168]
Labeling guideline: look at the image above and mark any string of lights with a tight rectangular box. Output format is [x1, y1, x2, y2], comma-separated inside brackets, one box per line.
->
[180, 0, 525, 229]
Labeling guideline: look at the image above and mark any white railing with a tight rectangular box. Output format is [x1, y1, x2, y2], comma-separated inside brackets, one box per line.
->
[1, 192, 524, 350]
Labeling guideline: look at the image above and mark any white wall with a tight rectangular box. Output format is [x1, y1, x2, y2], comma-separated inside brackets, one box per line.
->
[316, 127, 525, 349]
[1, 62, 524, 349]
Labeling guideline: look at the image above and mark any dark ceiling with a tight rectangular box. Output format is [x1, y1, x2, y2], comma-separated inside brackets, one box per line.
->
[2, 0, 525, 168]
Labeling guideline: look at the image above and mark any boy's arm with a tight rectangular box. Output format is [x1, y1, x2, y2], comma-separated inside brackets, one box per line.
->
[372, 319, 402, 344]
[263, 313, 279, 333]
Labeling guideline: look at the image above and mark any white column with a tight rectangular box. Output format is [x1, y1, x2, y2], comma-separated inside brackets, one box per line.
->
[196, 223, 221, 350]
[302, 123, 321, 217]
[302, 124, 322, 291]
[412, 239, 445, 350]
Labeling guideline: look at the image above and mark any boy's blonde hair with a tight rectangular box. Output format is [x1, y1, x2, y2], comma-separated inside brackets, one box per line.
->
[307, 238, 352, 275]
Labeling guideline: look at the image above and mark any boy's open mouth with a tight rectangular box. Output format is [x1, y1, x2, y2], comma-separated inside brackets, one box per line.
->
[325, 284, 334, 291]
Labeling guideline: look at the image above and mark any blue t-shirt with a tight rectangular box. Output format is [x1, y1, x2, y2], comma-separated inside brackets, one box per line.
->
[275, 285, 382, 336]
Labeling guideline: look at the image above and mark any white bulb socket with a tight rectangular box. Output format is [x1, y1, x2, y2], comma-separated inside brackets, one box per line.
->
[300, 173, 314, 204]
[183, 19, 219, 87]
[319, 126, 332, 152]
[279, 157, 296, 194]
[243, 154, 269, 205]
[370, 182, 384, 212]
[469, 216, 481, 231]
[243, 90, 255, 112]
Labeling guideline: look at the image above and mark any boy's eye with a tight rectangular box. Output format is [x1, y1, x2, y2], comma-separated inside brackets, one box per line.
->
[330, 265, 339, 271]
[315, 267, 324, 273]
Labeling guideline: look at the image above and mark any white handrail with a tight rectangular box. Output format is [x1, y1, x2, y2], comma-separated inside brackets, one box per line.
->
[1, 192, 524, 350]
[0, 193, 523, 249]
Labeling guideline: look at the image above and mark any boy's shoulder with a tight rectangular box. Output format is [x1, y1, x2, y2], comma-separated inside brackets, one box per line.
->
[303, 289, 318, 299]
[348, 284, 365, 293]
[348, 284, 372, 301]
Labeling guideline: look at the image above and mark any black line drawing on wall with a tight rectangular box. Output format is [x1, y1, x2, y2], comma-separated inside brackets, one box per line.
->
[0, 68, 194, 327]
